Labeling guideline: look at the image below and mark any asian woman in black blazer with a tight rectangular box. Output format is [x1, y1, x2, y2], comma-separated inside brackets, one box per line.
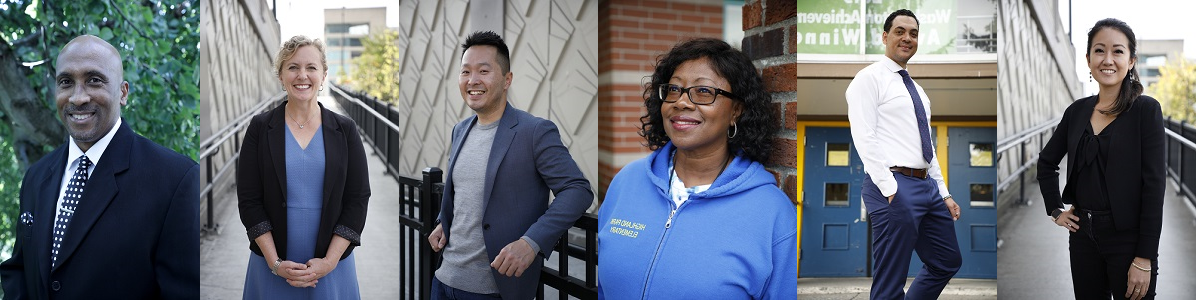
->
[1037, 19, 1163, 300]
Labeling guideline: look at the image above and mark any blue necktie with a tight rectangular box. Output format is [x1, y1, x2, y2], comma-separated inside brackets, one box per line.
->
[52, 155, 91, 267]
[898, 70, 934, 163]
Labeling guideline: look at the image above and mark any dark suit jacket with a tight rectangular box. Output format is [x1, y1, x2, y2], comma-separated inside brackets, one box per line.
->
[0, 120, 199, 299]
[1037, 95, 1165, 259]
[236, 102, 370, 261]
[439, 103, 593, 300]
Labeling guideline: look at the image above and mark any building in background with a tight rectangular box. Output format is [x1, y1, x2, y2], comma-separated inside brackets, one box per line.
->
[325, 7, 387, 83]
[1137, 39, 1184, 90]
[793, 0, 999, 279]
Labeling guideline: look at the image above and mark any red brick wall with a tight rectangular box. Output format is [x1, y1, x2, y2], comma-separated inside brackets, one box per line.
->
[744, 0, 798, 205]
[598, 0, 724, 203]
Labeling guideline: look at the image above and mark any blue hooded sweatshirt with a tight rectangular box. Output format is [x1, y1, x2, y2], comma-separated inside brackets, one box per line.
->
[597, 142, 798, 299]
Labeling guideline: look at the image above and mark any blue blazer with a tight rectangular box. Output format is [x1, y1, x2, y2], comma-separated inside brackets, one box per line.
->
[0, 120, 200, 299]
[439, 103, 594, 300]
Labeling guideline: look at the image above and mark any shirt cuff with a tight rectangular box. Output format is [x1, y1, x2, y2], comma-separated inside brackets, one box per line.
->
[521, 236, 541, 255]
[334, 224, 362, 246]
[246, 221, 272, 240]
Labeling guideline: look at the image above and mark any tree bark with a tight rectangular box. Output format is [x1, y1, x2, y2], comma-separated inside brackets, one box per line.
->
[0, 36, 66, 171]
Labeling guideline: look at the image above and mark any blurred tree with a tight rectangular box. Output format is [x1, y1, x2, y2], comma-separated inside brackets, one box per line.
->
[1153, 56, 1196, 123]
[0, 0, 198, 259]
[349, 29, 399, 104]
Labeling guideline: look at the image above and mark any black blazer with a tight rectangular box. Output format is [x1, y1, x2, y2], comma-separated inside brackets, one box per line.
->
[236, 102, 370, 261]
[1037, 95, 1165, 259]
[0, 121, 200, 299]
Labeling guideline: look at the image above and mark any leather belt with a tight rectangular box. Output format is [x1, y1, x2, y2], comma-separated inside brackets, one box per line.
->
[890, 166, 928, 179]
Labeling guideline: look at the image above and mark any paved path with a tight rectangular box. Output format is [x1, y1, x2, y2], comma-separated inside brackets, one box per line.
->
[996, 173, 1196, 298]
[796, 277, 996, 299]
[200, 96, 405, 299]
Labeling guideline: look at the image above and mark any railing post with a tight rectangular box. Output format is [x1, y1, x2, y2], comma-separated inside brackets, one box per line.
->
[203, 148, 219, 233]
[420, 167, 443, 300]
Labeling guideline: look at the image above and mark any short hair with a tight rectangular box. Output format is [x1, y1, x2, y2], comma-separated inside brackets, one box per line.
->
[461, 31, 511, 74]
[883, 9, 919, 32]
[274, 35, 327, 76]
[640, 38, 778, 163]
[1086, 18, 1142, 115]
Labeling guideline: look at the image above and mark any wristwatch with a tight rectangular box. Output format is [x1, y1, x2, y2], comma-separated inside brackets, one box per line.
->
[1050, 208, 1064, 222]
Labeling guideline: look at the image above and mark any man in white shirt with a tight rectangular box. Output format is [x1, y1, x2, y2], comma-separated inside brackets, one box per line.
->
[845, 9, 962, 300]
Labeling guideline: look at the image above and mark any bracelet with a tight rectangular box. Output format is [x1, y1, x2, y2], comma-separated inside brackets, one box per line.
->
[270, 258, 282, 275]
[1131, 261, 1151, 272]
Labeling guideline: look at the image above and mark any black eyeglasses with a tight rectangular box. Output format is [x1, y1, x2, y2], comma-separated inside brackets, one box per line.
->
[657, 84, 736, 105]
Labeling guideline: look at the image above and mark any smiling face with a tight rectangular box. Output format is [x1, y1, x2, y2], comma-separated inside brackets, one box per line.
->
[883, 15, 919, 67]
[661, 57, 743, 154]
[459, 45, 512, 117]
[279, 45, 326, 102]
[1087, 27, 1136, 90]
[55, 35, 128, 151]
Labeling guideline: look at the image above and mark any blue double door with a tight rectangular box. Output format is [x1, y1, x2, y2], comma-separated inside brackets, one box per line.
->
[800, 126, 996, 279]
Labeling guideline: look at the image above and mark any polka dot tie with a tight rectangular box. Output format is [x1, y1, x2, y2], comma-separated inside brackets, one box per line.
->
[52, 155, 91, 267]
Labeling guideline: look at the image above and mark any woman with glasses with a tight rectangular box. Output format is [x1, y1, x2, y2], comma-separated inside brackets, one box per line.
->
[596, 38, 796, 299]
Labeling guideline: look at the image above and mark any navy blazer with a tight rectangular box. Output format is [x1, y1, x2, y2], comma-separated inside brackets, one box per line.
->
[0, 120, 200, 299]
[1037, 95, 1165, 260]
[439, 103, 593, 300]
[236, 102, 370, 261]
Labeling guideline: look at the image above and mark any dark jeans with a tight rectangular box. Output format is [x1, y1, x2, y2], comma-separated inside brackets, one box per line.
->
[431, 276, 503, 300]
[1070, 211, 1159, 299]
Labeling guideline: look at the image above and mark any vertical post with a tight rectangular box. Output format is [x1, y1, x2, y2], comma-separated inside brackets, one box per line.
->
[204, 149, 216, 231]
[420, 167, 443, 300]
[1019, 142, 1026, 206]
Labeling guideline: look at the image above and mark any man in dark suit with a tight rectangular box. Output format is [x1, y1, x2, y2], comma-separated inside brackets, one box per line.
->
[0, 35, 199, 299]
[426, 31, 593, 300]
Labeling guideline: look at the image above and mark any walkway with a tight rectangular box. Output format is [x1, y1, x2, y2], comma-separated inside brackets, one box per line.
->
[997, 172, 1196, 298]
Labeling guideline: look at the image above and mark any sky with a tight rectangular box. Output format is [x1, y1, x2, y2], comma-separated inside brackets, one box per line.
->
[272, 0, 400, 45]
[1058, 0, 1196, 95]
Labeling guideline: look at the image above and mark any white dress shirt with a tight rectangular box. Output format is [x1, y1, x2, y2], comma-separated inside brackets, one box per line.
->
[846, 57, 949, 198]
[56, 119, 122, 217]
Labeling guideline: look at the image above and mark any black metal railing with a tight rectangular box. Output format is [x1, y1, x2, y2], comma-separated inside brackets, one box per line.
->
[329, 84, 403, 178]
[199, 94, 285, 234]
[1164, 118, 1196, 207]
[334, 85, 599, 299]
[996, 118, 1059, 206]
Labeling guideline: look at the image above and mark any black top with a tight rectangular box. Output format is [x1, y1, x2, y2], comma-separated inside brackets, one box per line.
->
[1074, 121, 1114, 211]
[1036, 95, 1165, 260]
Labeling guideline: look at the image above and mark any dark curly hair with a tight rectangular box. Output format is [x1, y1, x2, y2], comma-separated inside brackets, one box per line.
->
[639, 38, 778, 163]
[1086, 18, 1142, 115]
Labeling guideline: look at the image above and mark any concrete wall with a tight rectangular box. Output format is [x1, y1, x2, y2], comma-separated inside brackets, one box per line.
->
[995, 0, 1081, 209]
[398, 0, 599, 206]
[199, 0, 282, 203]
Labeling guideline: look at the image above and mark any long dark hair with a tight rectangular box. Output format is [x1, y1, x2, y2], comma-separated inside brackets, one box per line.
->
[639, 38, 778, 163]
[1087, 18, 1142, 115]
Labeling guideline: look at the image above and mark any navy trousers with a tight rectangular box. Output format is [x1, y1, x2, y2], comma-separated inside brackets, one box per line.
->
[863, 171, 962, 300]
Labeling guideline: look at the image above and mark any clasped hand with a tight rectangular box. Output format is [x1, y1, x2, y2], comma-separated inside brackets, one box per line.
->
[275, 258, 338, 288]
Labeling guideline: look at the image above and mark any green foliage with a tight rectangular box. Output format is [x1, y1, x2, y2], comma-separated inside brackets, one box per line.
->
[349, 29, 400, 103]
[1152, 57, 1196, 123]
[0, 0, 198, 260]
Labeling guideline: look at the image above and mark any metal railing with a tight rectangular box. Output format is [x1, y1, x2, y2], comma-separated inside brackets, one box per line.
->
[996, 118, 1059, 206]
[199, 94, 285, 234]
[1164, 118, 1196, 207]
[328, 84, 403, 178]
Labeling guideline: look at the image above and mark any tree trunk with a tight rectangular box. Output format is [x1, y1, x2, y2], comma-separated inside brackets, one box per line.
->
[0, 37, 66, 171]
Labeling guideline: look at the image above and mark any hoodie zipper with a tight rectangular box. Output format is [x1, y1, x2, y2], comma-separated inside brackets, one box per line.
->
[639, 198, 692, 299]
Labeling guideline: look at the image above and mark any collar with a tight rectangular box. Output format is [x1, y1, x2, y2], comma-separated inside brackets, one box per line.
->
[67, 118, 122, 165]
[879, 55, 906, 74]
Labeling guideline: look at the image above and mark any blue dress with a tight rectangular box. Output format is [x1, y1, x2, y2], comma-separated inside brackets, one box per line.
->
[243, 126, 361, 299]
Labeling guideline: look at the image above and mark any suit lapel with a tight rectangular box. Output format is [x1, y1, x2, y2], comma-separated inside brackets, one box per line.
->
[53, 123, 133, 272]
[268, 104, 288, 199]
[33, 147, 67, 284]
[321, 105, 345, 210]
[483, 103, 518, 208]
